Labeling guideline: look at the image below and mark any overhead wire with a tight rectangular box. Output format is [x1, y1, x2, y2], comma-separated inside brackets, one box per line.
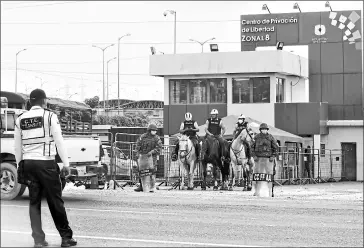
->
[1, 41, 239, 46]
[0, 56, 149, 64]
[2, 1, 86, 10]
[1, 19, 240, 24]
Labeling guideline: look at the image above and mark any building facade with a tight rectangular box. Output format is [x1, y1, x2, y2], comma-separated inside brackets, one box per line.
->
[149, 10, 363, 181]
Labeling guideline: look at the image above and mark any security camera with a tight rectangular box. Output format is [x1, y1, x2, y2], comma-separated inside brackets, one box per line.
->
[163, 11, 168, 16]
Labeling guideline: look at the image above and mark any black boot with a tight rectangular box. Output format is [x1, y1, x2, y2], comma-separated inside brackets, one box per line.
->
[61, 238, 77, 247]
[134, 178, 143, 192]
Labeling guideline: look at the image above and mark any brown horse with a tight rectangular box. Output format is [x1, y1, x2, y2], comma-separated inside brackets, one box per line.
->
[200, 135, 230, 191]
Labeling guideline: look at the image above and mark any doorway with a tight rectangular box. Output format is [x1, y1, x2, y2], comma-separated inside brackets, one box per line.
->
[341, 143, 357, 181]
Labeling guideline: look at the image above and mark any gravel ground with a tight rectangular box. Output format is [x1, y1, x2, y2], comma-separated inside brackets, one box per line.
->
[1, 181, 363, 247]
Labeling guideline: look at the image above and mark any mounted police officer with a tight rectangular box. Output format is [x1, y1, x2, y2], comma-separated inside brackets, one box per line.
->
[233, 114, 249, 139]
[204, 109, 227, 158]
[134, 123, 162, 192]
[171, 112, 200, 162]
[14, 89, 77, 248]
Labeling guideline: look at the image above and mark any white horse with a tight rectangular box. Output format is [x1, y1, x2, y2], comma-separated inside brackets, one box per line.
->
[177, 134, 198, 190]
[229, 128, 254, 191]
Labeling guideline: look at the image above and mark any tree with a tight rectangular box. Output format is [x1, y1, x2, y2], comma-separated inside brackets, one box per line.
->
[84, 96, 99, 108]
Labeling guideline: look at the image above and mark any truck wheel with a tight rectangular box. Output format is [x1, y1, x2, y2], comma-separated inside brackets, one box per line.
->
[1, 162, 26, 200]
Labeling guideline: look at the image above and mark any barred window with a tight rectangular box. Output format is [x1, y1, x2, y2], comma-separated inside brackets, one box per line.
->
[232, 77, 270, 103]
[209, 78, 227, 103]
[169, 80, 187, 104]
[276, 77, 285, 103]
[189, 79, 207, 104]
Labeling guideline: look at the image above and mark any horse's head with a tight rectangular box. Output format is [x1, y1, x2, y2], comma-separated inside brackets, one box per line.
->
[178, 134, 190, 158]
[237, 128, 253, 144]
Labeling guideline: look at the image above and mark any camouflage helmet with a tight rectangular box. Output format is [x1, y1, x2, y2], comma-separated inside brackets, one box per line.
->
[147, 123, 158, 131]
[259, 123, 269, 130]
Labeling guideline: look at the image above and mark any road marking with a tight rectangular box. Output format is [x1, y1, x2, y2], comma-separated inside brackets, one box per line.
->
[1, 204, 179, 215]
[2, 230, 261, 247]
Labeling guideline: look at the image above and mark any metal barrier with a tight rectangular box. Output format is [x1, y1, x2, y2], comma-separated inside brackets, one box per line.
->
[105, 135, 350, 189]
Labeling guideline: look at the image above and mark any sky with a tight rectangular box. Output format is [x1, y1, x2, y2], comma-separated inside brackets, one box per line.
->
[1, 1, 363, 103]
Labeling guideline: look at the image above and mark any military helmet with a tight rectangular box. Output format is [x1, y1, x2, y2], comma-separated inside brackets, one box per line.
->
[147, 123, 158, 131]
[259, 123, 269, 130]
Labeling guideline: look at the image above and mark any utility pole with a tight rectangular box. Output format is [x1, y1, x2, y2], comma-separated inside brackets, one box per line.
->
[117, 33, 131, 114]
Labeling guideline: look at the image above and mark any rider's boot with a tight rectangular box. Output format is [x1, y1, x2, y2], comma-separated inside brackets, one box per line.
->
[134, 178, 143, 192]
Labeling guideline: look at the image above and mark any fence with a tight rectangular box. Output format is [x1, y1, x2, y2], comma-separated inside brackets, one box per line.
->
[104, 134, 349, 189]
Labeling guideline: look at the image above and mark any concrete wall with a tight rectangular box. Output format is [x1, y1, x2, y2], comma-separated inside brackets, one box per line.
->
[150, 51, 308, 78]
[321, 126, 363, 181]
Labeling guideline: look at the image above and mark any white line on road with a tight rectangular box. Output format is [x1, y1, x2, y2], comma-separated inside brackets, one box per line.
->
[1, 204, 178, 215]
[2, 230, 261, 247]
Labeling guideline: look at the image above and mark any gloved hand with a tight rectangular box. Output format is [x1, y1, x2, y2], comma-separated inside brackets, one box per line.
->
[253, 156, 258, 161]
[61, 166, 71, 178]
[269, 156, 274, 162]
[147, 151, 153, 157]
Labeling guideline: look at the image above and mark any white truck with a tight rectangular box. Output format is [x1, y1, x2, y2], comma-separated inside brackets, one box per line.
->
[0, 94, 106, 200]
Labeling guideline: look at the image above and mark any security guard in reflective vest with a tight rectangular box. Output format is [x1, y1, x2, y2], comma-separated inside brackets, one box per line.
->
[14, 89, 77, 248]
[172, 112, 200, 161]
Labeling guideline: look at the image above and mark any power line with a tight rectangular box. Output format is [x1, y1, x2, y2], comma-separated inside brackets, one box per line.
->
[1, 41, 239, 46]
[1, 19, 240, 24]
[2, 1, 85, 10]
[0, 56, 149, 64]
[2, 67, 151, 76]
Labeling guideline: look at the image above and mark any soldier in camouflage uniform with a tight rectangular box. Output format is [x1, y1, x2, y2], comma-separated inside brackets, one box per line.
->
[251, 123, 279, 197]
[251, 123, 278, 161]
[134, 123, 163, 192]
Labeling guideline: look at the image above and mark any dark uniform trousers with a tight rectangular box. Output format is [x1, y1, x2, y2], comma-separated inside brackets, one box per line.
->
[23, 159, 73, 243]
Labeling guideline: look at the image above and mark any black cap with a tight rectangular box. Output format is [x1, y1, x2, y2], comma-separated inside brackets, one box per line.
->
[30, 89, 47, 101]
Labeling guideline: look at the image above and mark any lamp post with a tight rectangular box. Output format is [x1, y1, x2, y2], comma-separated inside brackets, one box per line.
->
[92, 44, 114, 109]
[325, 1, 333, 11]
[163, 10, 177, 54]
[117, 33, 131, 114]
[189, 37, 216, 53]
[293, 2, 302, 12]
[15, 48, 27, 93]
[106, 57, 116, 108]
[262, 4, 271, 14]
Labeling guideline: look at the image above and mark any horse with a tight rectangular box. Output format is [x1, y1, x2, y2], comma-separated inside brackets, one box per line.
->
[177, 134, 198, 190]
[229, 128, 254, 191]
[200, 135, 230, 191]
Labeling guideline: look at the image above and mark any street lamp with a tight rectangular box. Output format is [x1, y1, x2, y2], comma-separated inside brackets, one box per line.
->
[117, 33, 131, 114]
[293, 3, 301, 12]
[106, 57, 116, 108]
[35, 76, 47, 88]
[92, 43, 114, 109]
[189, 38, 216, 53]
[262, 4, 271, 14]
[325, 1, 333, 11]
[15, 48, 27, 93]
[163, 10, 177, 54]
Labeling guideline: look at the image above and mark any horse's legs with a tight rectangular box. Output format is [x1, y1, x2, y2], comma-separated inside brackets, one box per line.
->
[180, 161, 186, 190]
[200, 161, 207, 190]
[212, 163, 219, 191]
[188, 161, 195, 190]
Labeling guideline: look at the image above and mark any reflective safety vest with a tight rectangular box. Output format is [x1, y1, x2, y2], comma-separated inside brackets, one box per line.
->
[207, 118, 222, 135]
[19, 108, 56, 157]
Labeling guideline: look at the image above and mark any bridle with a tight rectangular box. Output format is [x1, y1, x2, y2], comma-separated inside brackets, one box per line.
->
[178, 137, 193, 162]
[230, 128, 252, 161]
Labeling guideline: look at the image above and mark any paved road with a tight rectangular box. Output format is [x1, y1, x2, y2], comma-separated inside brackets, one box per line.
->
[1, 182, 363, 247]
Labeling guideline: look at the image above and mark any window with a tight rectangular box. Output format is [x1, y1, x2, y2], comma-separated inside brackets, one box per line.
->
[232, 77, 270, 103]
[209, 78, 227, 103]
[276, 78, 285, 103]
[169, 78, 227, 105]
[169, 80, 187, 104]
